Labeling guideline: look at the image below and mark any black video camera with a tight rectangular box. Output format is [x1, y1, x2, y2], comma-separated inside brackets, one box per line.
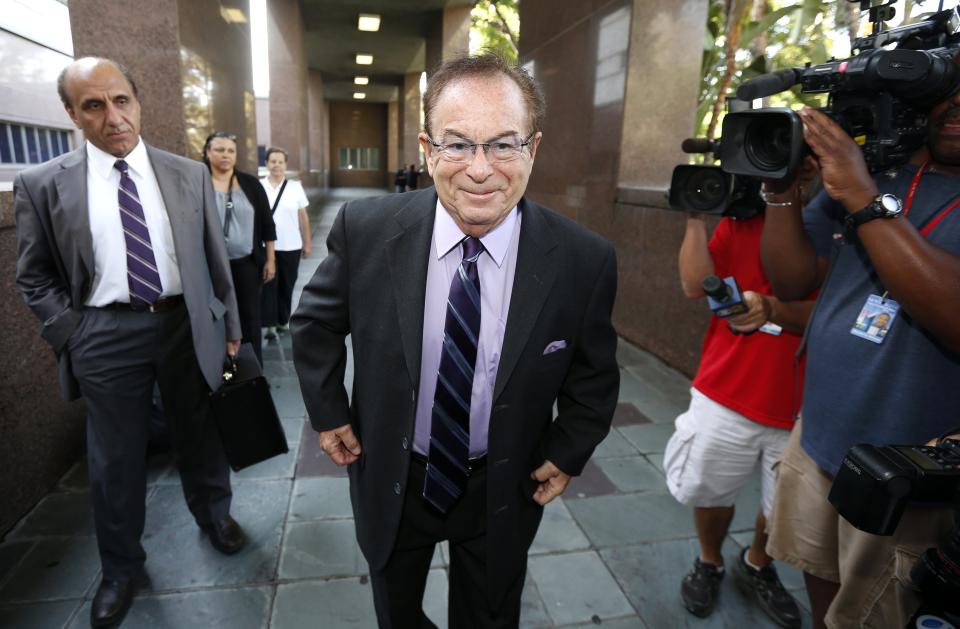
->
[720, 3, 960, 179]
[668, 133, 765, 219]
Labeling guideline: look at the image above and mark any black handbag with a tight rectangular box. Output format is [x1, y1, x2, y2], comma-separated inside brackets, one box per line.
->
[209, 343, 289, 471]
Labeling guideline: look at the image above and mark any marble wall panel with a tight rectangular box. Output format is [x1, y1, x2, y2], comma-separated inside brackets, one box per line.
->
[267, 0, 309, 176]
[329, 101, 387, 189]
[68, 0, 187, 156]
[520, 0, 709, 376]
[177, 0, 258, 172]
[307, 70, 328, 187]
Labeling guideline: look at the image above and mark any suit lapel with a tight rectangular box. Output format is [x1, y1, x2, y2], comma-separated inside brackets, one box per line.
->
[147, 145, 190, 279]
[494, 198, 558, 401]
[52, 148, 94, 283]
[387, 189, 437, 390]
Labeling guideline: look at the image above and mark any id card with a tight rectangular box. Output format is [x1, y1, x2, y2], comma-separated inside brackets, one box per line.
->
[850, 294, 900, 344]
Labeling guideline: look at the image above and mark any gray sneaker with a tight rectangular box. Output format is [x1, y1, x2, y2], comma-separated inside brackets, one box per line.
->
[681, 557, 725, 617]
[734, 548, 802, 628]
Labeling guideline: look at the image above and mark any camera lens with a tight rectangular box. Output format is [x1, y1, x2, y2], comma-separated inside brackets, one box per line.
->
[744, 115, 794, 172]
[682, 168, 728, 212]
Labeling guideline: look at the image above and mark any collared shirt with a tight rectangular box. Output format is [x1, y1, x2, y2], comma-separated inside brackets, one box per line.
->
[261, 177, 310, 251]
[413, 200, 522, 458]
[84, 139, 182, 306]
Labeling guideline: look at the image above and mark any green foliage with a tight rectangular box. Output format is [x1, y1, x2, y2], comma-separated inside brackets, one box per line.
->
[470, 0, 519, 64]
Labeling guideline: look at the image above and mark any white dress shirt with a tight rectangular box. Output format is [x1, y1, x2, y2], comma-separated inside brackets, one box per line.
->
[84, 139, 182, 306]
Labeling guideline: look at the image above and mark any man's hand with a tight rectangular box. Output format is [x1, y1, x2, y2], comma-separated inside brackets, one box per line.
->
[727, 290, 772, 334]
[531, 460, 571, 506]
[318, 423, 362, 466]
[798, 108, 877, 213]
[226, 339, 241, 357]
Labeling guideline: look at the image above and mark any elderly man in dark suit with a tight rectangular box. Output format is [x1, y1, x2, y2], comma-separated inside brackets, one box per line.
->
[15, 57, 246, 627]
[292, 53, 620, 628]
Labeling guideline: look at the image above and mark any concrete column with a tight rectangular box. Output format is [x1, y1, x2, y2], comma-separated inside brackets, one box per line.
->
[267, 0, 309, 176]
[307, 70, 328, 187]
[387, 100, 399, 175]
[400, 72, 422, 169]
[425, 5, 471, 75]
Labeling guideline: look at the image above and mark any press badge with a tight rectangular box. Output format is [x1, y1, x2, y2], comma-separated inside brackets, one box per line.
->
[850, 294, 900, 344]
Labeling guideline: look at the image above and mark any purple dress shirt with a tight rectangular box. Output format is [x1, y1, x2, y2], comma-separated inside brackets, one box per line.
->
[413, 201, 521, 458]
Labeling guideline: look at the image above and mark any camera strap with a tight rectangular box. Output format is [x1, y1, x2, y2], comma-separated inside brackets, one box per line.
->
[904, 161, 960, 238]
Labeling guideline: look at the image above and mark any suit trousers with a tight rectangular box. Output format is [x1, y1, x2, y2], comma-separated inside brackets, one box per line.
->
[230, 255, 263, 362]
[369, 457, 525, 629]
[261, 249, 301, 327]
[68, 302, 232, 581]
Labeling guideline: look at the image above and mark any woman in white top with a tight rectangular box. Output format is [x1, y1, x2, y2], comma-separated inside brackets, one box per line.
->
[259, 147, 311, 340]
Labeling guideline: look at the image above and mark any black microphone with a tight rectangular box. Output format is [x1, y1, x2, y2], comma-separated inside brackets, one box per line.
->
[736, 68, 801, 101]
[681, 138, 720, 154]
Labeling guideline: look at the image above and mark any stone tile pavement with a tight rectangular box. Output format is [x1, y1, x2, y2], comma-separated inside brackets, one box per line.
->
[0, 188, 812, 628]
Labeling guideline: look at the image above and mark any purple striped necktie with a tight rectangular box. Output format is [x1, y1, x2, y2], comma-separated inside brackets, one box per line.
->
[423, 236, 483, 513]
[114, 159, 163, 305]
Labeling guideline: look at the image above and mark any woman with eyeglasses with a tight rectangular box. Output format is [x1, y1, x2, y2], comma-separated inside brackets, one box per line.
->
[203, 131, 276, 363]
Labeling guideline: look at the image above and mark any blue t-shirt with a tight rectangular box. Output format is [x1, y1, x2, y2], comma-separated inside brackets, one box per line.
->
[801, 163, 960, 475]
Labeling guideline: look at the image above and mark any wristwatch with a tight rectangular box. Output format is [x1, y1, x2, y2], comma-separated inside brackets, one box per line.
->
[844, 194, 903, 231]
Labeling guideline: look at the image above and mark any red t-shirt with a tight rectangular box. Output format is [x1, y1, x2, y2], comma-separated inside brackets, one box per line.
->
[691, 215, 807, 429]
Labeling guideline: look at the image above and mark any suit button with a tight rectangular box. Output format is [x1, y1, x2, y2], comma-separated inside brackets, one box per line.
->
[401, 436, 409, 450]
[394, 482, 401, 495]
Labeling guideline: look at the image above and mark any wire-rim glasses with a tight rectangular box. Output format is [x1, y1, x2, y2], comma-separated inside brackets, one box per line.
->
[427, 133, 536, 163]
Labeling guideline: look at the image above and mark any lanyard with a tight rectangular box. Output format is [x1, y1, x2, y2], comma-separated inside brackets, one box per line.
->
[903, 160, 960, 237]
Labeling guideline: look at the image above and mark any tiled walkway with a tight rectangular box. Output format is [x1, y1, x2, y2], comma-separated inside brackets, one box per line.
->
[0, 188, 812, 628]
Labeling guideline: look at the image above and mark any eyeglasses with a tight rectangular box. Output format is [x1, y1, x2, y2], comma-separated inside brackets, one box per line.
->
[427, 133, 535, 163]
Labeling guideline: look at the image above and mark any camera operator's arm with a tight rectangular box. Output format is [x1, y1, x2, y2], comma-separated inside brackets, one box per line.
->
[799, 107, 960, 353]
[728, 291, 815, 335]
[678, 213, 715, 298]
[760, 159, 829, 301]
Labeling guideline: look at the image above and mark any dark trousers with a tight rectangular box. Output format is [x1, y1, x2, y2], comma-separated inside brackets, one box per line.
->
[261, 249, 301, 327]
[69, 303, 232, 581]
[370, 458, 525, 629]
[230, 255, 262, 362]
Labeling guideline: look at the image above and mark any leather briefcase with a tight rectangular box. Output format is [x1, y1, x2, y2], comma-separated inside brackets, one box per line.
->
[209, 343, 289, 471]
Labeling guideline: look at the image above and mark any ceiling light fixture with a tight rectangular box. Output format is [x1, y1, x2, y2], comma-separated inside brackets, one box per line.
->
[355, 53, 374, 65]
[353, 92, 367, 100]
[354, 76, 369, 85]
[357, 13, 381, 32]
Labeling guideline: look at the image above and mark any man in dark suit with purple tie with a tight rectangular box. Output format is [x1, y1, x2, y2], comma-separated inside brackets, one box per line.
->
[291, 53, 620, 628]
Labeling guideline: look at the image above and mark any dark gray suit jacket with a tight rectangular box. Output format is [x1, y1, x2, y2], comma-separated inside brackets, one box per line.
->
[291, 188, 619, 607]
[14, 143, 241, 399]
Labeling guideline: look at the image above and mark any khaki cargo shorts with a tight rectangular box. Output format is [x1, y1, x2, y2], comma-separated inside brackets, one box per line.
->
[766, 420, 956, 629]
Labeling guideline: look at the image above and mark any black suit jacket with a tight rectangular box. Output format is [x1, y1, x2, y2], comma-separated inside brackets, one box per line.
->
[291, 188, 619, 606]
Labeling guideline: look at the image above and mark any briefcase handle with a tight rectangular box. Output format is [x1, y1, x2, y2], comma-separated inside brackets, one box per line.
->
[222, 355, 239, 384]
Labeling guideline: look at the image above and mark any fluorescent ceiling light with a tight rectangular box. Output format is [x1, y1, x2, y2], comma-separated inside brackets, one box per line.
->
[358, 13, 381, 32]
[354, 76, 369, 85]
[353, 92, 367, 100]
[220, 7, 247, 23]
[355, 53, 374, 65]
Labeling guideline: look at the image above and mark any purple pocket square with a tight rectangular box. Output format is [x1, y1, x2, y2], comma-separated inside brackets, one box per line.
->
[542, 340, 567, 355]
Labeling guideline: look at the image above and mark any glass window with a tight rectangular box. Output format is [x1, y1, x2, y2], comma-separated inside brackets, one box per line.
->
[0, 122, 72, 164]
[10, 125, 25, 163]
[0, 124, 11, 163]
[338, 147, 380, 171]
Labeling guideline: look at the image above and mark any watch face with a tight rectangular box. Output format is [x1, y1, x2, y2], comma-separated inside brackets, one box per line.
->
[879, 194, 902, 215]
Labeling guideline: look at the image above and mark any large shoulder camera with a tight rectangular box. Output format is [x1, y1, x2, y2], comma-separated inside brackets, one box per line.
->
[721, 3, 960, 180]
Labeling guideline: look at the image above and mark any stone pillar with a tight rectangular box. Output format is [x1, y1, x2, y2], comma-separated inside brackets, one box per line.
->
[69, 0, 259, 171]
[307, 70, 328, 187]
[267, 0, 309, 176]
[400, 72, 422, 170]
[387, 100, 399, 175]
[424, 5, 471, 75]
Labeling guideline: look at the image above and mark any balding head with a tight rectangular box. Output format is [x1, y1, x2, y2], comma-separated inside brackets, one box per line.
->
[58, 57, 139, 109]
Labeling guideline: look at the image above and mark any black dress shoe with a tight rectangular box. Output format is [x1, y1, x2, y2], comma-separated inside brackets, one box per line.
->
[202, 515, 247, 555]
[91, 578, 135, 627]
